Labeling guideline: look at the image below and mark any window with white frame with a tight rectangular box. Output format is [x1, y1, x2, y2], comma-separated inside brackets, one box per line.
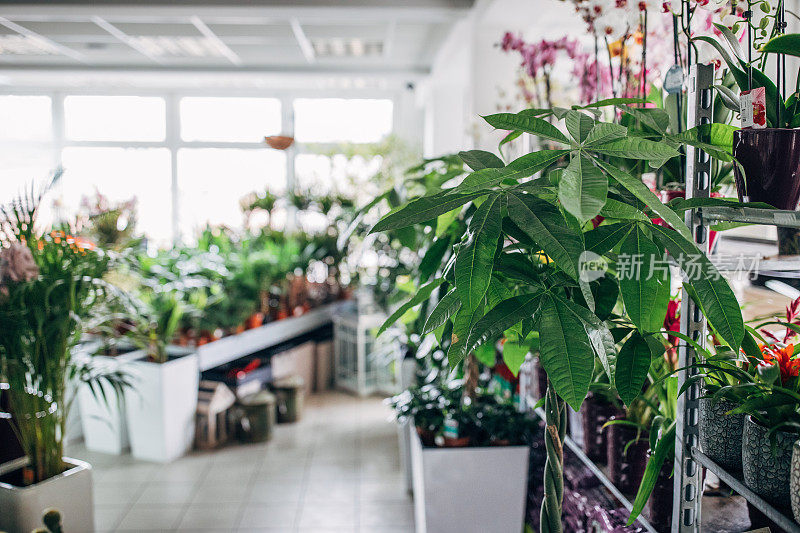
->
[0, 92, 395, 246]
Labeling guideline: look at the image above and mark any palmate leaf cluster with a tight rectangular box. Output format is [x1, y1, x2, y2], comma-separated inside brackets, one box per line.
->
[372, 100, 745, 412]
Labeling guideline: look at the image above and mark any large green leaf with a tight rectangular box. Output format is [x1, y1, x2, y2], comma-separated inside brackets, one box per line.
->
[559, 155, 608, 223]
[370, 190, 484, 233]
[378, 278, 444, 335]
[536, 293, 595, 410]
[619, 226, 671, 333]
[589, 136, 680, 166]
[506, 193, 585, 279]
[448, 305, 484, 366]
[455, 150, 569, 194]
[584, 122, 627, 146]
[457, 292, 543, 359]
[501, 340, 529, 376]
[579, 97, 645, 108]
[594, 158, 693, 241]
[565, 110, 596, 143]
[615, 332, 653, 405]
[760, 33, 800, 57]
[482, 112, 571, 145]
[455, 194, 502, 311]
[422, 289, 462, 335]
[557, 294, 618, 384]
[600, 198, 649, 221]
[458, 149, 505, 171]
[584, 222, 633, 255]
[621, 106, 670, 134]
[651, 224, 744, 349]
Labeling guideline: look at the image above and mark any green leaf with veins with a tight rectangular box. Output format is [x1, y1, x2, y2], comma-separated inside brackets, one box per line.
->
[482, 112, 571, 145]
[584, 122, 628, 146]
[615, 331, 654, 405]
[619, 225, 670, 333]
[584, 222, 633, 255]
[455, 194, 503, 312]
[506, 193, 585, 280]
[458, 292, 543, 361]
[458, 150, 505, 171]
[455, 150, 569, 195]
[559, 154, 608, 223]
[565, 110, 596, 143]
[378, 278, 444, 335]
[370, 190, 484, 233]
[536, 293, 596, 410]
[594, 158, 692, 241]
[422, 289, 461, 335]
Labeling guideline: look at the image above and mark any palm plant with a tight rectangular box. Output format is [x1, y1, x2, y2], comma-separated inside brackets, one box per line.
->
[0, 176, 128, 484]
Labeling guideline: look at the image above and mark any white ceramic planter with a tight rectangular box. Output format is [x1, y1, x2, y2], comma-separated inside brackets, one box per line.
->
[78, 349, 144, 455]
[409, 428, 529, 533]
[0, 457, 94, 532]
[124, 347, 199, 463]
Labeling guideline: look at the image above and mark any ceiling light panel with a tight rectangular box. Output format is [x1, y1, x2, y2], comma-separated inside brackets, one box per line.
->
[129, 36, 227, 58]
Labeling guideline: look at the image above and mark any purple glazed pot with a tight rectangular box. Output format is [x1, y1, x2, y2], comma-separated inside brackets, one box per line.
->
[733, 128, 800, 209]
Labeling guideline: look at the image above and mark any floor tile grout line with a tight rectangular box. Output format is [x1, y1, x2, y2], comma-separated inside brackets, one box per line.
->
[167, 453, 214, 531]
[232, 443, 272, 530]
[107, 461, 161, 532]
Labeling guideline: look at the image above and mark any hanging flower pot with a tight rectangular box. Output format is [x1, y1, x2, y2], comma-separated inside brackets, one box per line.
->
[699, 392, 744, 471]
[790, 440, 800, 523]
[606, 421, 649, 492]
[581, 393, 624, 464]
[732, 129, 800, 209]
[742, 415, 795, 508]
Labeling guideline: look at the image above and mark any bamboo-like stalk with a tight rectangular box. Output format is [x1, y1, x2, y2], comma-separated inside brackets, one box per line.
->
[540, 380, 566, 533]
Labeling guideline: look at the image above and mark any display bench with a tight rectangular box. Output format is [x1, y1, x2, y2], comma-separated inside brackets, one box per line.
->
[198, 301, 347, 371]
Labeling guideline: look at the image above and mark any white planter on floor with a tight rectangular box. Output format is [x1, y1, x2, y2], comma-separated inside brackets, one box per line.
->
[78, 349, 144, 455]
[0, 457, 94, 533]
[410, 428, 529, 533]
[125, 347, 199, 463]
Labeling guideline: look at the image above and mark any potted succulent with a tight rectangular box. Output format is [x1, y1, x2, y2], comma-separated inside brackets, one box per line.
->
[0, 178, 127, 532]
[122, 289, 199, 463]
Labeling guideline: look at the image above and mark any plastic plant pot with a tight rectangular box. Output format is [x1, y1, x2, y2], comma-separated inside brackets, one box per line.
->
[272, 375, 305, 423]
[742, 415, 795, 508]
[733, 128, 800, 209]
[606, 421, 649, 493]
[699, 392, 744, 472]
[581, 393, 624, 464]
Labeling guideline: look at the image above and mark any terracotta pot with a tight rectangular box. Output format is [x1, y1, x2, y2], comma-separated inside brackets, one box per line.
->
[733, 128, 800, 209]
[416, 427, 436, 447]
[790, 440, 800, 522]
[606, 422, 649, 493]
[699, 392, 744, 472]
[646, 458, 674, 532]
[742, 415, 795, 508]
[581, 393, 624, 464]
[264, 135, 294, 150]
[443, 436, 471, 448]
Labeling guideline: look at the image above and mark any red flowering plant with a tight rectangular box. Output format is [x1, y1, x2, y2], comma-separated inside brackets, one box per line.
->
[680, 296, 800, 436]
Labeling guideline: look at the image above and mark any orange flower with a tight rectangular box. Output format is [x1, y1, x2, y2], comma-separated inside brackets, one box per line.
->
[760, 344, 800, 385]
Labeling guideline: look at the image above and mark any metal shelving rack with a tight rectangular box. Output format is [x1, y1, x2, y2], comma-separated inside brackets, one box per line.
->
[673, 64, 800, 532]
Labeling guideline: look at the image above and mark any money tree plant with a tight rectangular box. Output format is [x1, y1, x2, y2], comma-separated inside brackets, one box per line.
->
[370, 100, 747, 532]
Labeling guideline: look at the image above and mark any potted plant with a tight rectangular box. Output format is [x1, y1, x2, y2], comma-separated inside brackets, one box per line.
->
[122, 289, 199, 463]
[581, 368, 624, 464]
[698, 25, 800, 209]
[369, 102, 746, 530]
[406, 383, 534, 533]
[0, 178, 127, 532]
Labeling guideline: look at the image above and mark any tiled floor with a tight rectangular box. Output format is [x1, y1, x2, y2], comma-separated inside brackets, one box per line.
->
[68, 392, 414, 533]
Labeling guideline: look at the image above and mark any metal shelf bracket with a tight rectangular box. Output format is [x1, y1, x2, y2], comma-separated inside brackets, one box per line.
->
[673, 63, 714, 533]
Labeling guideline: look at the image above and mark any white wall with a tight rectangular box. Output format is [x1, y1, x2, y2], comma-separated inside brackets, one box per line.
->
[422, 0, 577, 156]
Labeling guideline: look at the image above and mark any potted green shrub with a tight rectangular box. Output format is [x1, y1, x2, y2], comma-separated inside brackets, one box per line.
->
[122, 289, 199, 463]
[0, 179, 127, 532]
[370, 101, 746, 530]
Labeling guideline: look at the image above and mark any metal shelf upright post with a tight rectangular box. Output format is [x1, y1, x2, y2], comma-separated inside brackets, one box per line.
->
[673, 63, 800, 533]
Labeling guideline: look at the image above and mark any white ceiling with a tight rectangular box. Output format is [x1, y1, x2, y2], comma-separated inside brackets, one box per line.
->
[0, 1, 474, 79]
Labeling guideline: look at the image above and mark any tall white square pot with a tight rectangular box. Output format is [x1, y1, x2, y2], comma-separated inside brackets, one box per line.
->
[77, 350, 144, 455]
[410, 429, 529, 533]
[124, 348, 199, 463]
[0, 458, 94, 532]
